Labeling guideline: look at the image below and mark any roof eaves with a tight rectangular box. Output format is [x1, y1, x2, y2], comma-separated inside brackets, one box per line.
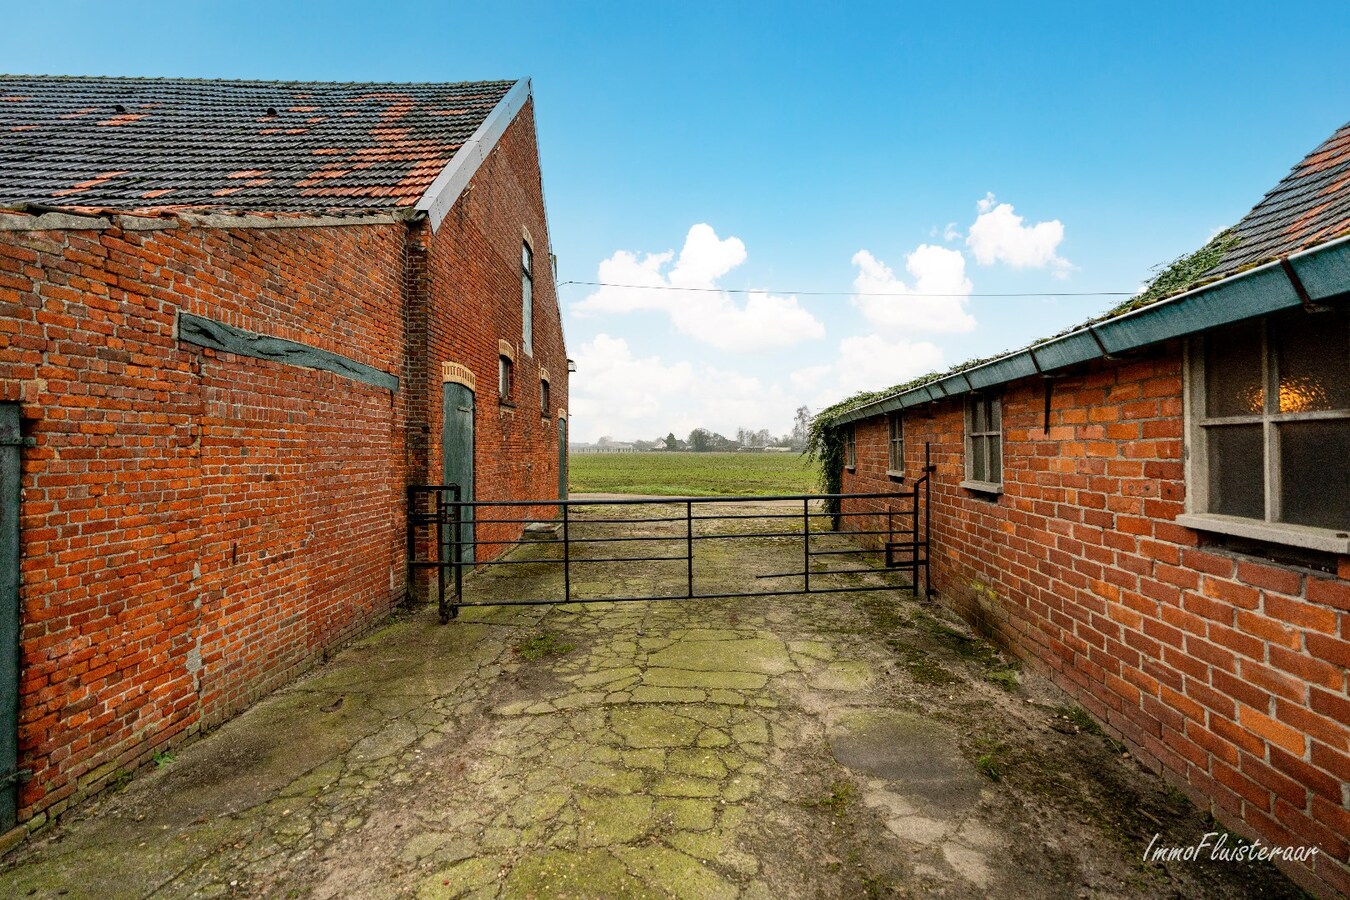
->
[0, 204, 414, 232]
[831, 232, 1350, 425]
[416, 78, 531, 231]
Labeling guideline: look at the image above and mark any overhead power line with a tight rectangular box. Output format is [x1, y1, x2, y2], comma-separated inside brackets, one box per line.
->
[556, 280, 1134, 298]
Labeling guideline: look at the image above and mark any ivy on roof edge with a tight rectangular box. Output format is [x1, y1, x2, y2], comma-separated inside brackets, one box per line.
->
[1098, 228, 1240, 319]
[814, 229, 1241, 427]
[807, 229, 1241, 490]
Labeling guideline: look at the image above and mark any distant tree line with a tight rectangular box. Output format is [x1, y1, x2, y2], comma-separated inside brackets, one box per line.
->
[596, 406, 813, 453]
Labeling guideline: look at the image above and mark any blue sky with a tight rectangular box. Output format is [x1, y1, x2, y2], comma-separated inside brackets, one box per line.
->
[9, 1, 1350, 442]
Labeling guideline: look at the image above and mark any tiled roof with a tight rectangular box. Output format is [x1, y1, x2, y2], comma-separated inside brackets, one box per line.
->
[0, 75, 517, 215]
[1203, 120, 1350, 280]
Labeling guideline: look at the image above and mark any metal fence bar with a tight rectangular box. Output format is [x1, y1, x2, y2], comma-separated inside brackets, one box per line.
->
[452, 484, 463, 617]
[444, 582, 910, 608]
[685, 500, 694, 599]
[562, 502, 571, 602]
[429, 489, 916, 507]
[802, 498, 811, 593]
[563, 554, 690, 565]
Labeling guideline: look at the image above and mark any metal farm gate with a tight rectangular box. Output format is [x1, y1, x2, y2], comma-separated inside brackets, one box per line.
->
[407, 461, 932, 623]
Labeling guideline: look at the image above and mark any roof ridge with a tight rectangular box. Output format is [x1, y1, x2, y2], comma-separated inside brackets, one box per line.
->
[0, 74, 520, 89]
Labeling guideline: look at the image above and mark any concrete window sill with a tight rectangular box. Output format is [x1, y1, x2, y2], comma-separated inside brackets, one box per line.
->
[1176, 513, 1350, 555]
[960, 479, 1003, 496]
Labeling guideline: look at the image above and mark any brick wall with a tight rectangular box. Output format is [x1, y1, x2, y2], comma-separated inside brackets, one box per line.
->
[0, 100, 569, 831]
[421, 100, 570, 557]
[840, 346, 1350, 897]
[0, 218, 413, 827]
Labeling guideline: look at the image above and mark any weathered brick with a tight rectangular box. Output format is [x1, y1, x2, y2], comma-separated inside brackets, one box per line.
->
[2, 104, 567, 831]
[839, 343, 1349, 894]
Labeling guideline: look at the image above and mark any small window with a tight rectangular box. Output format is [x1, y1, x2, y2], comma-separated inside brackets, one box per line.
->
[540, 377, 550, 415]
[1180, 307, 1350, 552]
[844, 426, 857, 469]
[522, 241, 534, 358]
[887, 412, 904, 475]
[964, 393, 1002, 491]
[498, 355, 513, 401]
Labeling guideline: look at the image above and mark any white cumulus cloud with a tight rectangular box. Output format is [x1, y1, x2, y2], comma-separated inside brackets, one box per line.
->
[787, 334, 945, 412]
[835, 335, 946, 396]
[568, 334, 805, 444]
[573, 224, 825, 352]
[966, 193, 1070, 274]
[850, 246, 976, 334]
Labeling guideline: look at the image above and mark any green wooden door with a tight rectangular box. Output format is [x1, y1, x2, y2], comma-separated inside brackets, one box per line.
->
[442, 383, 475, 564]
[558, 416, 568, 500]
[0, 404, 21, 831]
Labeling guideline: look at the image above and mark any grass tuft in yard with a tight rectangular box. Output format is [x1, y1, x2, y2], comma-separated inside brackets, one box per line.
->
[513, 633, 576, 661]
[984, 666, 1020, 692]
[802, 780, 858, 816]
[973, 737, 1013, 782]
[1056, 705, 1103, 735]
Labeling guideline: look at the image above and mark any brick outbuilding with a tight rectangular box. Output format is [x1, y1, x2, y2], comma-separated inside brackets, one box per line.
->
[825, 122, 1349, 896]
[0, 76, 568, 839]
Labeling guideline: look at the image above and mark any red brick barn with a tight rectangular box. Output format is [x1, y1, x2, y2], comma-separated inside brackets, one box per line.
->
[827, 122, 1350, 896]
[0, 76, 568, 839]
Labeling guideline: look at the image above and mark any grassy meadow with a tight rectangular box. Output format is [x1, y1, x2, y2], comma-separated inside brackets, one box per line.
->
[568, 451, 818, 496]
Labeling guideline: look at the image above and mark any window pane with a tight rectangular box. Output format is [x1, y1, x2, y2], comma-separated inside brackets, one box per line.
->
[1279, 419, 1350, 529]
[971, 399, 987, 433]
[889, 414, 902, 470]
[988, 434, 1002, 484]
[971, 435, 987, 482]
[989, 397, 1002, 432]
[1275, 308, 1350, 413]
[1205, 319, 1264, 417]
[1206, 423, 1264, 519]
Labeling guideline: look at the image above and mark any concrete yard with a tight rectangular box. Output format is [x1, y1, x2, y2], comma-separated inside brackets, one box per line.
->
[0, 501, 1307, 898]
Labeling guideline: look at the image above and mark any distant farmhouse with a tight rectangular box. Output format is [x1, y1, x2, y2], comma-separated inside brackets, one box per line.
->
[0, 76, 567, 837]
[824, 122, 1349, 896]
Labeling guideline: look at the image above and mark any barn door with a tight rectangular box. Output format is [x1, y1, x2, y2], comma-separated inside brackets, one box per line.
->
[558, 415, 568, 500]
[442, 383, 475, 564]
[0, 404, 21, 831]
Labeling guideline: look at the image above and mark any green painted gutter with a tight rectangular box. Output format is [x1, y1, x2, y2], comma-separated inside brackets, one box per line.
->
[833, 233, 1350, 425]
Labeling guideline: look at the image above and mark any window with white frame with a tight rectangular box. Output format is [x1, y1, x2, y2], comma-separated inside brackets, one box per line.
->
[1182, 307, 1349, 549]
[844, 425, 856, 469]
[522, 241, 534, 358]
[888, 412, 904, 475]
[964, 393, 1002, 490]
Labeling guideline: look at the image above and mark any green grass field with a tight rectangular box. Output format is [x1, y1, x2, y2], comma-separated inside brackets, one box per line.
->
[568, 451, 818, 496]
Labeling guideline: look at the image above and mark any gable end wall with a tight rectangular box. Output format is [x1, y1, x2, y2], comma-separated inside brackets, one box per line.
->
[420, 98, 569, 559]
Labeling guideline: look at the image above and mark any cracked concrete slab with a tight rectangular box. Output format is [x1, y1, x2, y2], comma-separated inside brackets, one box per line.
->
[0, 500, 1309, 899]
